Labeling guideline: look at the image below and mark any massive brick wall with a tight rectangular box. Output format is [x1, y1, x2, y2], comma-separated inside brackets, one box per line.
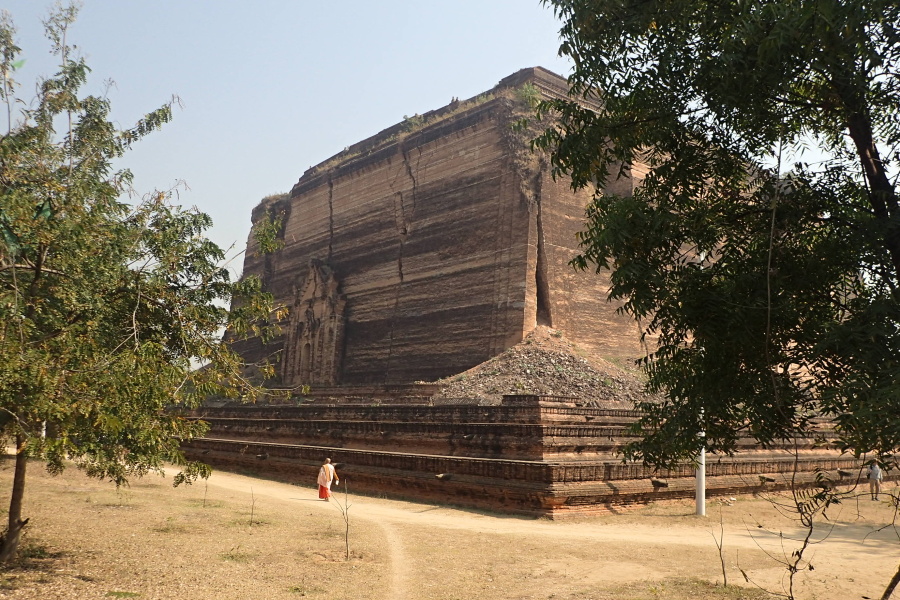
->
[537, 170, 649, 362]
[233, 67, 646, 386]
[183, 396, 871, 518]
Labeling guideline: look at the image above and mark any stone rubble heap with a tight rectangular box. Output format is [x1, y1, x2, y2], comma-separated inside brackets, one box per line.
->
[433, 327, 651, 408]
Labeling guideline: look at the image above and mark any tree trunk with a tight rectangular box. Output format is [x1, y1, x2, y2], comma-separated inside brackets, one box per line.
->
[846, 111, 900, 282]
[0, 434, 29, 564]
[883, 563, 900, 600]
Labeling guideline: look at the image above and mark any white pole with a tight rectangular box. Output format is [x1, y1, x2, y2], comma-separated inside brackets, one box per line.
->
[696, 407, 706, 516]
[696, 442, 706, 516]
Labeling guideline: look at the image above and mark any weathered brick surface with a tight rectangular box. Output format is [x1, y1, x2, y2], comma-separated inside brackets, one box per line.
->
[230, 68, 646, 387]
[182, 436, 866, 518]
[184, 396, 870, 518]
[215, 67, 874, 515]
[194, 404, 640, 425]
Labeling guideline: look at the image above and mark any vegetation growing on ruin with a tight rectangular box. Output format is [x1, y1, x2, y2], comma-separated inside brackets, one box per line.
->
[502, 84, 549, 206]
[309, 84, 544, 177]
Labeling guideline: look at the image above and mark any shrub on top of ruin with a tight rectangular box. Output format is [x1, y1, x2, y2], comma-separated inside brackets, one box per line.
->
[515, 82, 541, 109]
[401, 113, 424, 132]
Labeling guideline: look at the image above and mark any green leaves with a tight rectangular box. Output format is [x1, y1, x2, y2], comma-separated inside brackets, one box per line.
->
[0, 4, 275, 492]
[541, 0, 900, 467]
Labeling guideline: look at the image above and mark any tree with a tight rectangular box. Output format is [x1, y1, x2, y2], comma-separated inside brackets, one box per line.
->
[535, 1, 900, 467]
[0, 5, 275, 562]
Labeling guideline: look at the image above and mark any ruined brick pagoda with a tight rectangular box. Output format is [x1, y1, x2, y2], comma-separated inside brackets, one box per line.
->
[232, 67, 644, 388]
[187, 68, 867, 517]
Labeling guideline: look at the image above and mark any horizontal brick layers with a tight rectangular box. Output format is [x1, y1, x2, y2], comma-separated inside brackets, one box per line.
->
[236, 101, 535, 384]
[538, 172, 648, 363]
[182, 437, 865, 518]
[183, 398, 862, 518]
[191, 404, 644, 425]
[196, 418, 832, 461]
[232, 68, 648, 387]
[197, 418, 626, 459]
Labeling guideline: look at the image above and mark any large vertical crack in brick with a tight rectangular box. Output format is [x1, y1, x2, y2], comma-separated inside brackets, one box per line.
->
[385, 142, 419, 382]
[232, 69, 657, 383]
[403, 142, 421, 215]
[327, 173, 335, 262]
[534, 179, 552, 327]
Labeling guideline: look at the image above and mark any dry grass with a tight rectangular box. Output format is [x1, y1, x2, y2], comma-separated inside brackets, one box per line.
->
[1, 456, 898, 600]
[0, 461, 385, 600]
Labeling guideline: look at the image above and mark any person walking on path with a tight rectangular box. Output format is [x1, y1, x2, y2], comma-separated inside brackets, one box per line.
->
[868, 463, 883, 501]
[317, 458, 340, 501]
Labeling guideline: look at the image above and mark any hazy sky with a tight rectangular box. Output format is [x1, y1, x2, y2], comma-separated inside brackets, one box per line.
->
[3, 1, 572, 274]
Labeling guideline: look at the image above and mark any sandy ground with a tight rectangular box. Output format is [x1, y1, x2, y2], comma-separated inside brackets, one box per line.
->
[2, 462, 899, 600]
[203, 471, 900, 600]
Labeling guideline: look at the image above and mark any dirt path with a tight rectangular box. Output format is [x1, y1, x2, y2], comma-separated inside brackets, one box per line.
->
[373, 517, 409, 600]
[199, 469, 900, 600]
[9, 462, 900, 600]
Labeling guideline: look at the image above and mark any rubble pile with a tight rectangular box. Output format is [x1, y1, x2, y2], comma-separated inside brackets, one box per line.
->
[433, 327, 651, 408]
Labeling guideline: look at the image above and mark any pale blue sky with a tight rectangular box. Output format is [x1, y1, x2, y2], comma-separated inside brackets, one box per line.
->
[3, 1, 572, 273]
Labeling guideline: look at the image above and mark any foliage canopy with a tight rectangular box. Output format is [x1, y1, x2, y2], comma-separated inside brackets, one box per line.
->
[0, 4, 274, 560]
[536, 0, 900, 467]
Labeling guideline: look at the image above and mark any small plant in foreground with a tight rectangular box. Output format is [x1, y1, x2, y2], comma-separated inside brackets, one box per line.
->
[220, 546, 253, 562]
[17, 542, 53, 560]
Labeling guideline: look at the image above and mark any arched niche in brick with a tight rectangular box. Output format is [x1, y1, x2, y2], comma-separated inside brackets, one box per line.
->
[281, 259, 346, 385]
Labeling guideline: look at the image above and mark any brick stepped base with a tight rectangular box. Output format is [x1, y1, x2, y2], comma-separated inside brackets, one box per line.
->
[184, 395, 867, 518]
[181, 438, 864, 518]
[192, 403, 644, 425]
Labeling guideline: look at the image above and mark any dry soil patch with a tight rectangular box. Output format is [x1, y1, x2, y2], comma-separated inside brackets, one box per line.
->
[1, 459, 899, 600]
